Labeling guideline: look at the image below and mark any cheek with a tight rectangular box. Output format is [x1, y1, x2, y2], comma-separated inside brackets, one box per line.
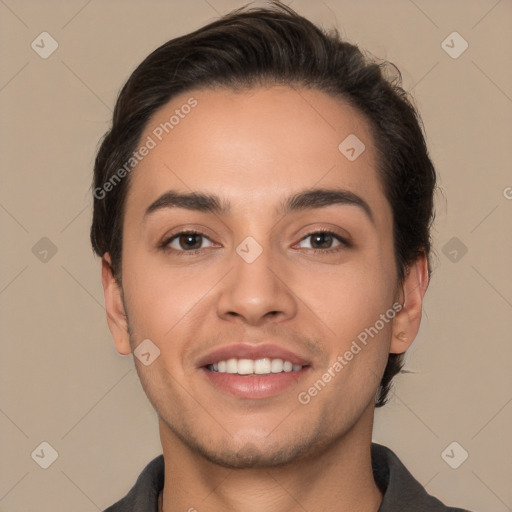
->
[300, 256, 396, 335]
[121, 251, 223, 350]
[297, 266, 396, 408]
[294, 258, 397, 405]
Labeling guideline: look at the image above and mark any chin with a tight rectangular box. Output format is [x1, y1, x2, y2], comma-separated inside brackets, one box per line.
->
[190, 439, 313, 469]
[166, 416, 333, 469]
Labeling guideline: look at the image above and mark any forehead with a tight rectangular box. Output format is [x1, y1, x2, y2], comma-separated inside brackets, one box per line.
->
[124, 86, 390, 226]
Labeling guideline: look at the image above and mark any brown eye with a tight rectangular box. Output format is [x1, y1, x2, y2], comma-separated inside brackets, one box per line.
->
[177, 233, 203, 250]
[164, 231, 214, 252]
[310, 232, 335, 249]
[296, 230, 349, 252]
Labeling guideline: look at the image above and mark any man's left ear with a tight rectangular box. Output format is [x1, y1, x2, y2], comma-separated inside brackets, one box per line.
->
[390, 252, 430, 354]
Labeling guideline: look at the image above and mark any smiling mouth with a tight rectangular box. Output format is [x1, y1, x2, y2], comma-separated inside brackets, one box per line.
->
[206, 357, 305, 375]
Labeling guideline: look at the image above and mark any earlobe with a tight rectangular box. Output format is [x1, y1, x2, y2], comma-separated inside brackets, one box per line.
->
[101, 254, 132, 355]
[390, 253, 429, 354]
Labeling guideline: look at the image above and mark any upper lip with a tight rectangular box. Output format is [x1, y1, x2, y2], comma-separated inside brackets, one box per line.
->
[197, 343, 311, 368]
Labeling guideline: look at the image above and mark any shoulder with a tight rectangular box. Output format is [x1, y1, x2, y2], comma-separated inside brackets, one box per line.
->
[371, 443, 475, 512]
[103, 455, 164, 512]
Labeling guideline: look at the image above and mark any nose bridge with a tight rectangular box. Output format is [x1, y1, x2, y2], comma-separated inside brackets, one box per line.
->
[216, 233, 297, 324]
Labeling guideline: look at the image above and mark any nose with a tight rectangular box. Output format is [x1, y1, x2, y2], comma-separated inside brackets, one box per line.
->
[216, 240, 298, 327]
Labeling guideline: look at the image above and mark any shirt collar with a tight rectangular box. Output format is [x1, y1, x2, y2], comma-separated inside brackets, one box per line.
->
[104, 443, 467, 511]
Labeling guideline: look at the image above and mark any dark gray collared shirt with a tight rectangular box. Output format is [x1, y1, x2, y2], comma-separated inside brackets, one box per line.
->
[103, 443, 473, 511]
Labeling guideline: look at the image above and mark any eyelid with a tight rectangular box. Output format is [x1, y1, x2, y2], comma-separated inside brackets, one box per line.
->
[297, 222, 352, 244]
[295, 229, 352, 250]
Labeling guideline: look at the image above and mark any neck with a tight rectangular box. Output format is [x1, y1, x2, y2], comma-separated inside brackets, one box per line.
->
[158, 404, 382, 512]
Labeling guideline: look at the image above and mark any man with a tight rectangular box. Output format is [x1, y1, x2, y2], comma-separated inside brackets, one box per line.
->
[91, 2, 474, 511]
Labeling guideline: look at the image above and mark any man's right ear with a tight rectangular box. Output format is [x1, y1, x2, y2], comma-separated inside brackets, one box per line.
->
[101, 254, 132, 355]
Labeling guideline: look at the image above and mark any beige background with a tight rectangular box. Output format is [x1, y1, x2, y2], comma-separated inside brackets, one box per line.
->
[1, 0, 511, 510]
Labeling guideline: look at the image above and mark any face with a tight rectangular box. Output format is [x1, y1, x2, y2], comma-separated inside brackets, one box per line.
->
[103, 86, 423, 468]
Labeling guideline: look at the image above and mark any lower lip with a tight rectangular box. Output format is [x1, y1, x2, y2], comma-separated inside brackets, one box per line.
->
[201, 367, 310, 399]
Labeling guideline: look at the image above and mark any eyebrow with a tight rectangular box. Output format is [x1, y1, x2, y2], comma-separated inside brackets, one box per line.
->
[144, 187, 375, 224]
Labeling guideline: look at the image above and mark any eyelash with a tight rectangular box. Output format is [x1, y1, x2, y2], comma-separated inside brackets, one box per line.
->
[160, 229, 351, 256]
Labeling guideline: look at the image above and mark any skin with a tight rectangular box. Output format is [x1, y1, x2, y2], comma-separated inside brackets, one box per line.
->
[102, 86, 429, 512]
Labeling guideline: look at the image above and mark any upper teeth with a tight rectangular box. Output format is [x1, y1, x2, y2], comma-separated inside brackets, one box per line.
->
[208, 358, 302, 375]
